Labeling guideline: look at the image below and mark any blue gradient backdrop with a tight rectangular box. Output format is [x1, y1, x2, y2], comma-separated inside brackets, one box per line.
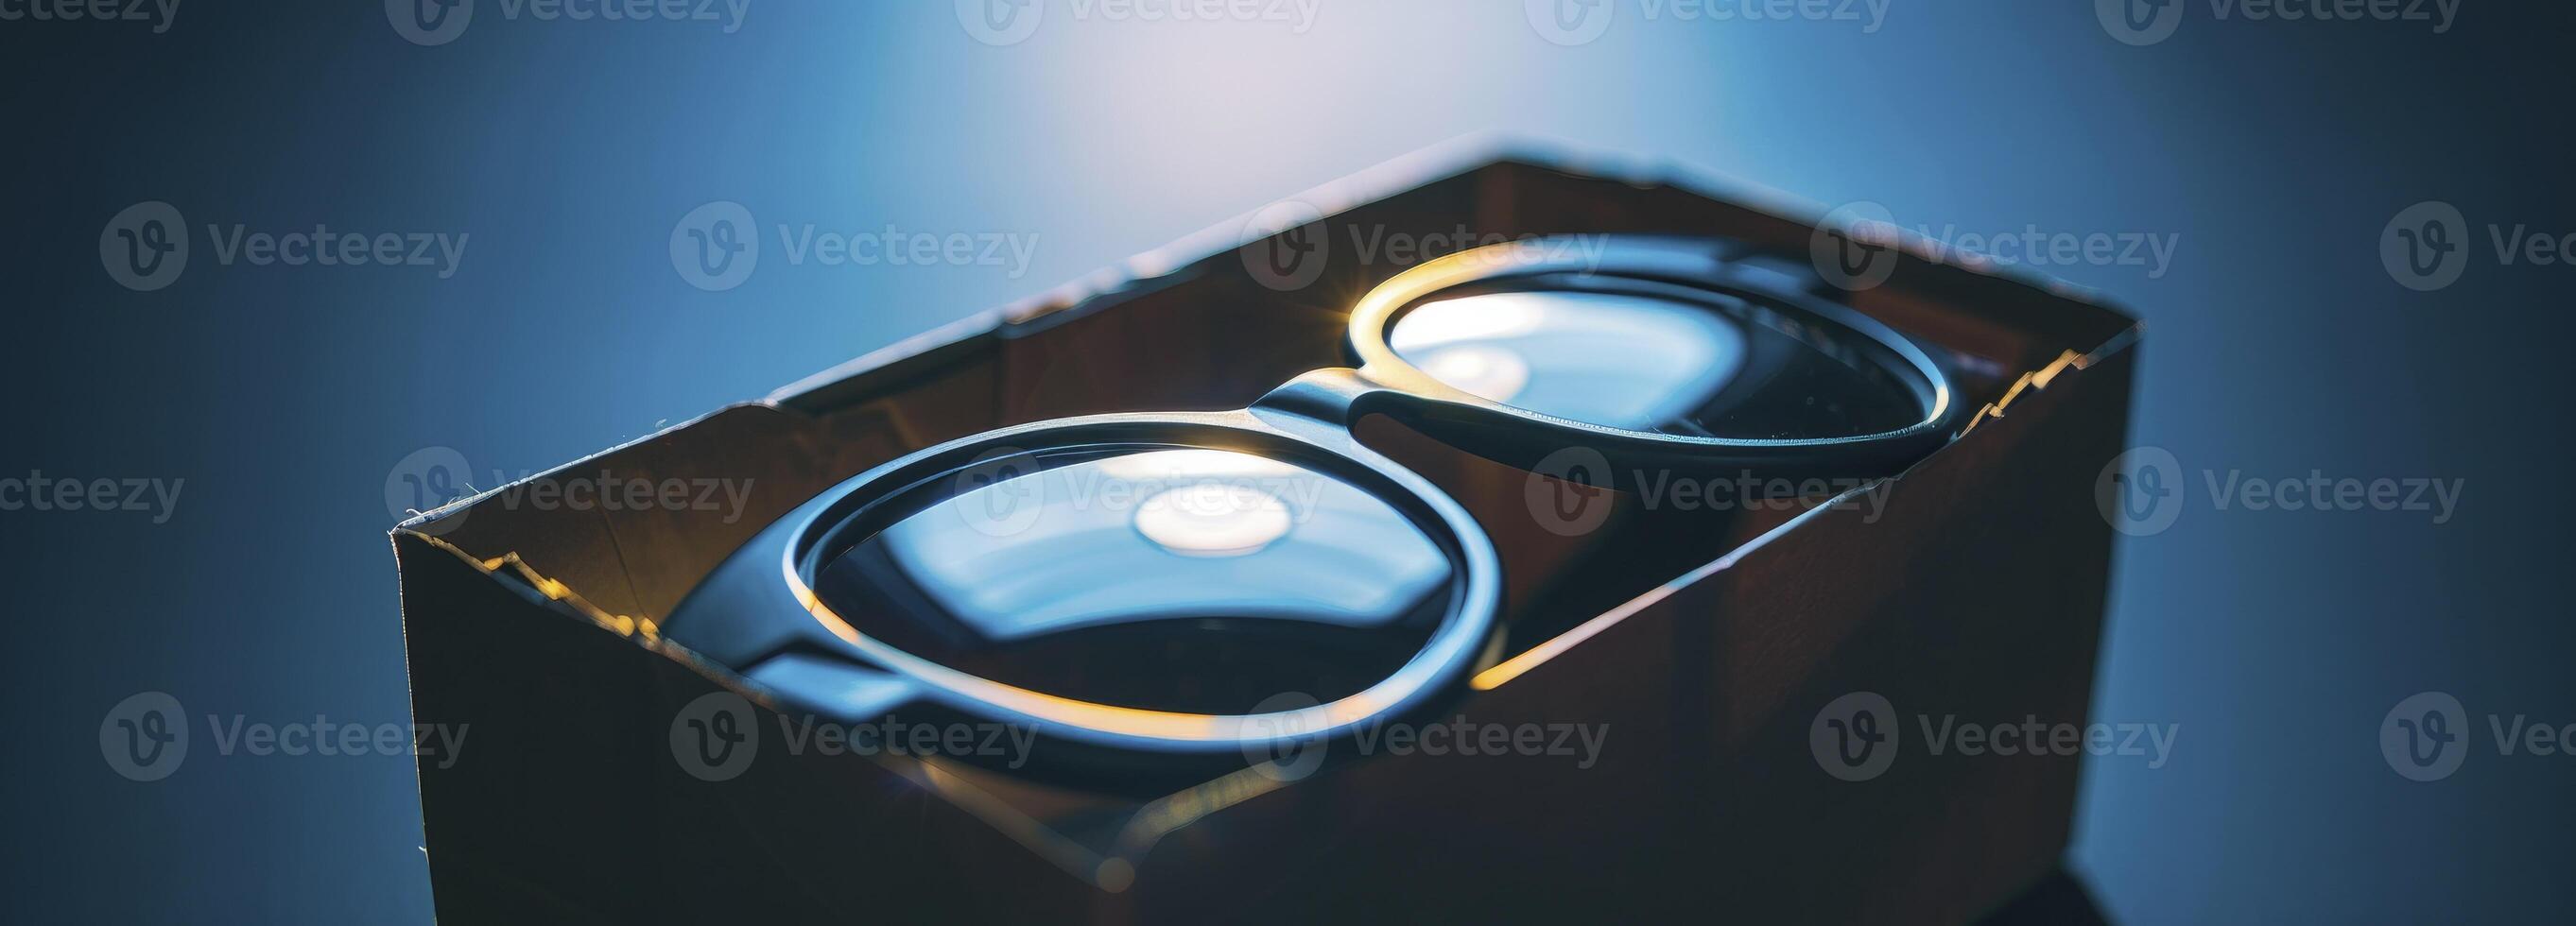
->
[6, 2, 2571, 921]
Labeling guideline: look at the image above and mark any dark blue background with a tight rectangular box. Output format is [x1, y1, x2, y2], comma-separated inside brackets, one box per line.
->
[6, 2, 2571, 921]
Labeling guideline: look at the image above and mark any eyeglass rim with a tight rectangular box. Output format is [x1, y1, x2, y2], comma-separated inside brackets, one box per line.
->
[770, 409, 1503, 754]
[680, 238, 1958, 758]
[1341, 234, 1961, 458]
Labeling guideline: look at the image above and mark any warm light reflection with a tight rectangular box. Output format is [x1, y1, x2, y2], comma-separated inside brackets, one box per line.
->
[786, 541, 1454, 744]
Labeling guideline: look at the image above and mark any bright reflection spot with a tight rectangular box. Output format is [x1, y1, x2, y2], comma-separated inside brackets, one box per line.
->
[1096, 448, 1301, 481]
[1409, 343, 1531, 403]
[1134, 485, 1293, 557]
[1385, 293, 1544, 350]
[1388, 290, 1746, 431]
[866, 445, 1448, 641]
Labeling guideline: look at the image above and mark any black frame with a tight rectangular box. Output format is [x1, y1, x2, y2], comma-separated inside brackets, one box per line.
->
[662, 235, 1964, 771]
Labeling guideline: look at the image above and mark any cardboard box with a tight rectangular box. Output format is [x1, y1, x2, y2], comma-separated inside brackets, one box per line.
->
[392, 140, 2139, 923]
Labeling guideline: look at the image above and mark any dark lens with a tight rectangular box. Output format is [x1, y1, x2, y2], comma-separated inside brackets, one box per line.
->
[809, 445, 1459, 716]
[1386, 279, 1929, 440]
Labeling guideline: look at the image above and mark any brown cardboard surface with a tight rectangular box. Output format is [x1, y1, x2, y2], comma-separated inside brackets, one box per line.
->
[394, 141, 2140, 924]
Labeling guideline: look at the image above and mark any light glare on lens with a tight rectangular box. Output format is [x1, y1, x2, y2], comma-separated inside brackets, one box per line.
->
[1389, 289, 1746, 431]
[1409, 343, 1531, 403]
[1134, 485, 1293, 557]
[1384, 293, 1544, 349]
[1096, 447, 1300, 480]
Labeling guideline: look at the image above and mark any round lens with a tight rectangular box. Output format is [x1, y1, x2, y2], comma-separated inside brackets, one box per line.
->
[808, 445, 1460, 716]
[1385, 282, 1930, 439]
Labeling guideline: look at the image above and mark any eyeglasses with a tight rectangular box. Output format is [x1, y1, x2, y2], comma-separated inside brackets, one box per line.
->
[663, 235, 1961, 780]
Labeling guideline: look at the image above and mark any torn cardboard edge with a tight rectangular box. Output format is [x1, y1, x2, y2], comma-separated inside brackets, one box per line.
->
[390, 134, 2145, 895]
[390, 526, 1259, 890]
[766, 131, 2135, 420]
